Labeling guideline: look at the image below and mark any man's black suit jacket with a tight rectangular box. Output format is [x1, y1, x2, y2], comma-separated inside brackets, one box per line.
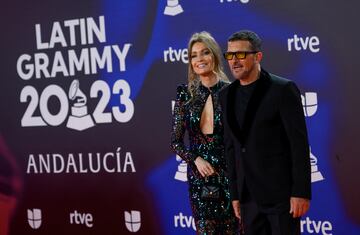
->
[220, 69, 311, 205]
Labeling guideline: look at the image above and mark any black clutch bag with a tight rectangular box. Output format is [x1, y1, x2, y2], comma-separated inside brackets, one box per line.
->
[200, 175, 222, 201]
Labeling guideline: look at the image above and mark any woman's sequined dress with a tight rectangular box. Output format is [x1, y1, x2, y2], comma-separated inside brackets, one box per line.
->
[171, 81, 238, 234]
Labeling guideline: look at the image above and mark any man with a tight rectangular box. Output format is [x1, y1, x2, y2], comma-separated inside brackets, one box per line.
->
[220, 30, 311, 235]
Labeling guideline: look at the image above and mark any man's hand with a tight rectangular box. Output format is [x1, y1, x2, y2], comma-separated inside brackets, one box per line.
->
[290, 197, 310, 218]
[194, 157, 215, 177]
[232, 200, 241, 219]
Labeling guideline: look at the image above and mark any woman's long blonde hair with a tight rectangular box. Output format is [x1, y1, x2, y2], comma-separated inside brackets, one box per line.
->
[187, 31, 229, 98]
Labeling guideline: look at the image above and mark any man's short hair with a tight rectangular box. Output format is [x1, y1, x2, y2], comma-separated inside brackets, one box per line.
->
[228, 30, 262, 51]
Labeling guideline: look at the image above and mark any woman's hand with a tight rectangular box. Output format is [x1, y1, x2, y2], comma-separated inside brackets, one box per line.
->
[194, 157, 215, 177]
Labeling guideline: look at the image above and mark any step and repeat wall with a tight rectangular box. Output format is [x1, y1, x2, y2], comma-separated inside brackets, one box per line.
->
[0, 0, 359, 234]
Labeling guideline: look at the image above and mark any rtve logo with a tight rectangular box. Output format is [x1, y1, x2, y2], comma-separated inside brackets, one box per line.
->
[69, 210, 93, 227]
[174, 212, 196, 231]
[163, 47, 188, 64]
[301, 217, 333, 235]
[125, 210, 141, 232]
[27, 208, 42, 229]
[302, 92, 318, 117]
[287, 34, 320, 53]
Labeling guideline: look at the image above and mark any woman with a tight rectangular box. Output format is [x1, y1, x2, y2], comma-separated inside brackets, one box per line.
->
[171, 31, 238, 234]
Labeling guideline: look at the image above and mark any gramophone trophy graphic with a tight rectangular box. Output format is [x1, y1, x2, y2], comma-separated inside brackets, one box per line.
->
[310, 147, 324, 183]
[164, 0, 183, 16]
[66, 79, 95, 131]
[174, 154, 187, 182]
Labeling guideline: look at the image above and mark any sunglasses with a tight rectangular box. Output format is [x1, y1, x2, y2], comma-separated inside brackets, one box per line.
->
[223, 51, 258, 60]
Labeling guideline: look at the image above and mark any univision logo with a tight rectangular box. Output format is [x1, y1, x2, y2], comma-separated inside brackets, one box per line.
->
[27, 208, 42, 229]
[302, 92, 318, 117]
[124, 210, 141, 232]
